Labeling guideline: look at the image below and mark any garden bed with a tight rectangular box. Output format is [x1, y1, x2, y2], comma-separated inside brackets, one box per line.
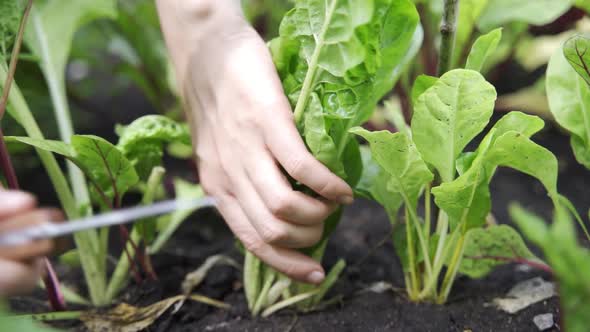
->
[10, 115, 587, 332]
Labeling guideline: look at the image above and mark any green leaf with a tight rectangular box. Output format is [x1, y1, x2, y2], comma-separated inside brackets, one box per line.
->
[576, 0, 590, 13]
[303, 94, 346, 177]
[350, 127, 433, 210]
[563, 35, 590, 86]
[510, 204, 590, 332]
[477, 0, 572, 32]
[410, 74, 437, 107]
[0, 0, 23, 58]
[547, 46, 590, 169]
[433, 112, 557, 231]
[7, 135, 139, 206]
[454, 0, 489, 67]
[71, 135, 139, 206]
[24, 0, 117, 86]
[117, 115, 191, 180]
[411, 69, 497, 182]
[459, 225, 538, 278]
[465, 28, 502, 72]
[356, 145, 403, 222]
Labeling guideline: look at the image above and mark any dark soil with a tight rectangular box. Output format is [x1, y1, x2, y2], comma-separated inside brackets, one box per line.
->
[10, 115, 589, 332]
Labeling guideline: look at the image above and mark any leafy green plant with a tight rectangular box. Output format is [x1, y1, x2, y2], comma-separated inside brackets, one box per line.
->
[241, 0, 421, 316]
[6, 115, 200, 305]
[510, 205, 590, 332]
[352, 22, 563, 303]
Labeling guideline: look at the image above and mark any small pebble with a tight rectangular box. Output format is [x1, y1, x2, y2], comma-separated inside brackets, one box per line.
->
[533, 313, 554, 331]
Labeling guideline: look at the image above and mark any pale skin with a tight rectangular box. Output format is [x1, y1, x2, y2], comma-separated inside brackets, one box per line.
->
[156, 0, 354, 284]
[0, 190, 61, 296]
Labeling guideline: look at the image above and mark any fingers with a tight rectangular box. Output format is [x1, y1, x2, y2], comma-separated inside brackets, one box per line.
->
[217, 194, 325, 284]
[245, 148, 337, 226]
[0, 190, 36, 220]
[264, 113, 354, 204]
[0, 258, 45, 297]
[0, 209, 62, 261]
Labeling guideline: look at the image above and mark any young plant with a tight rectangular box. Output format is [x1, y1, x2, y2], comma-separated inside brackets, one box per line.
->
[352, 26, 565, 303]
[510, 205, 590, 332]
[242, 0, 421, 316]
[6, 115, 201, 305]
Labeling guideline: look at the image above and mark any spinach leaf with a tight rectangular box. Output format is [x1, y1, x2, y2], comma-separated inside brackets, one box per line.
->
[459, 224, 539, 278]
[411, 69, 497, 182]
[465, 28, 502, 72]
[7, 135, 139, 207]
[117, 115, 190, 180]
[547, 42, 590, 169]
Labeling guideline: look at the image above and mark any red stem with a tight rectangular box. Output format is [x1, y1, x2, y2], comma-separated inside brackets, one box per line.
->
[467, 255, 553, 274]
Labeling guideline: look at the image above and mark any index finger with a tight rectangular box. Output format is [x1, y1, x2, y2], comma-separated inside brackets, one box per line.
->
[264, 111, 353, 204]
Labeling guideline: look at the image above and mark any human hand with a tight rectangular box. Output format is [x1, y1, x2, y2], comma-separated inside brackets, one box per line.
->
[157, 0, 354, 284]
[0, 190, 62, 297]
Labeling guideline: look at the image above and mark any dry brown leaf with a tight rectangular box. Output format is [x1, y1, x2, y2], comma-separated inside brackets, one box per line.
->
[80, 294, 228, 332]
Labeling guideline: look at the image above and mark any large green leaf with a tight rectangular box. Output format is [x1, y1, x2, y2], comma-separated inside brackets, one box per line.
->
[432, 112, 556, 231]
[563, 35, 590, 86]
[350, 128, 433, 210]
[477, 0, 572, 32]
[511, 205, 590, 332]
[546, 45, 590, 169]
[7, 135, 139, 206]
[465, 28, 502, 72]
[411, 69, 497, 182]
[117, 115, 190, 180]
[459, 225, 538, 278]
[24, 0, 117, 86]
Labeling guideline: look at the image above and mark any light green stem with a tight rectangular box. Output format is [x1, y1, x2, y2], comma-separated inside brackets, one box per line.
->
[292, 0, 338, 124]
[437, 234, 466, 303]
[244, 251, 261, 311]
[29, 7, 91, 207]
[0, 65, 106, 306]
[15, 311, 82, 322]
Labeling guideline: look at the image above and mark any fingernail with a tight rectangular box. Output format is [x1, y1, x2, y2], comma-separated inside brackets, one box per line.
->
[0, 191, 34, 208]
[338, 195, 354, 205]
[307, 270, 325, 284]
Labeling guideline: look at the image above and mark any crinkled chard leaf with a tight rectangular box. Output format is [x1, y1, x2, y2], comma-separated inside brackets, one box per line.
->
[271, 0, 420, 182]
[465, 28, 502, 72]
[459, 224, 539, 278]
[411, 69, 497, 182]
[117, 115, 191, 180]
[547, 44, 590, 169]
[7, 135, 139, 206]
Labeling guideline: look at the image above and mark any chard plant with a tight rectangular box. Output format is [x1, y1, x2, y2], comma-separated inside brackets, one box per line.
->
[510, 205, 590, 332]
[242, 0, 421, 316]
[352, 16, 570, 303]
[1, 0, 202, 307]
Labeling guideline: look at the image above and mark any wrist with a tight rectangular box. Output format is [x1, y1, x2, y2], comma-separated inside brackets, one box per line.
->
[156, 0, 248, 90]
